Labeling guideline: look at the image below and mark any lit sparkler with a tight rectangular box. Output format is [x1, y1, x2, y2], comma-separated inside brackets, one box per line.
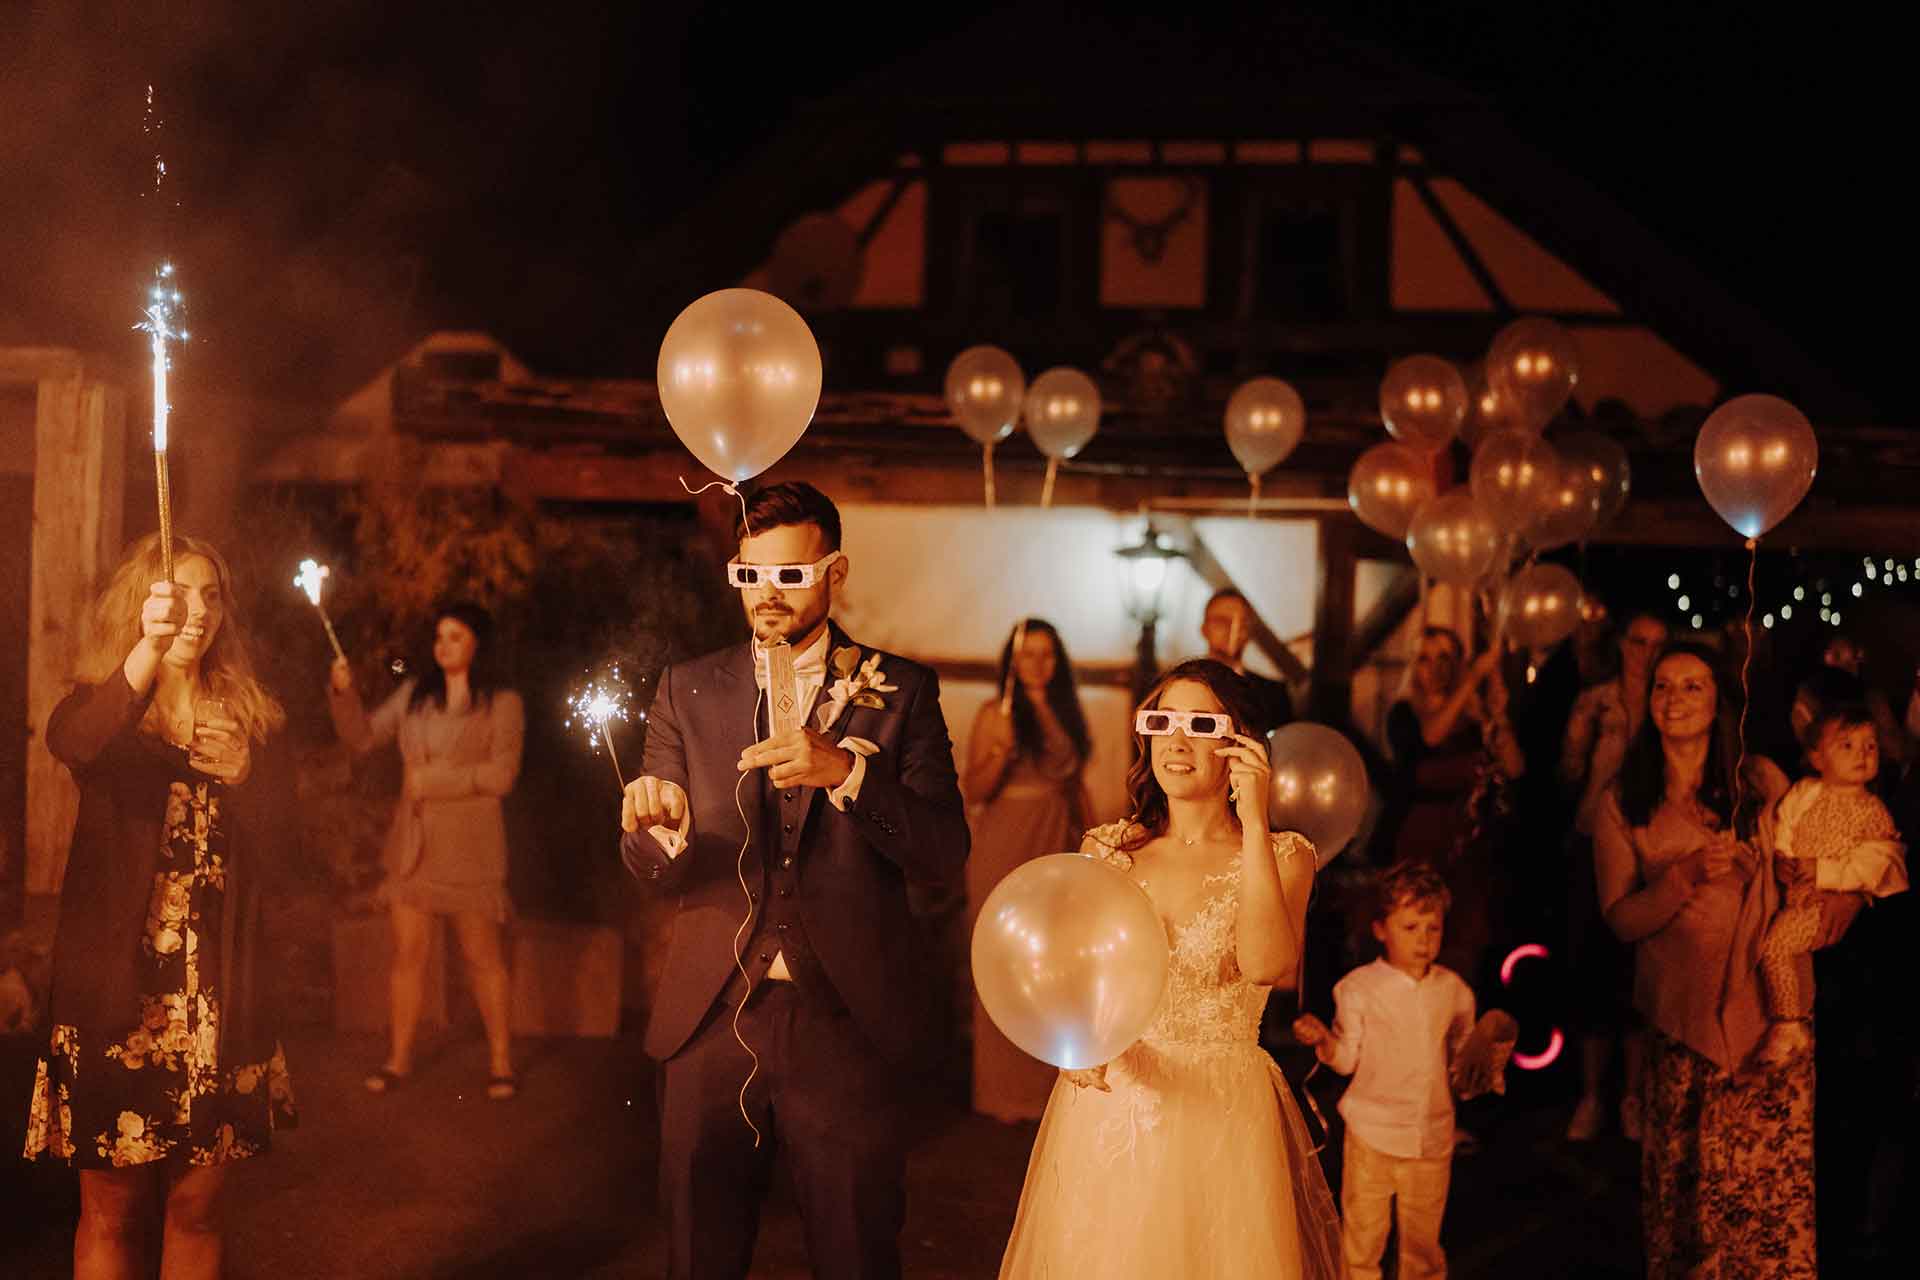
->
[293, 559, 346, 662]
[567, 669, 634, 790]
[137, 263, 187, 578]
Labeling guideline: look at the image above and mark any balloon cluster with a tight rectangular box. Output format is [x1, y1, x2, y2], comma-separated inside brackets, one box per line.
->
[941, 348, 1102, 507]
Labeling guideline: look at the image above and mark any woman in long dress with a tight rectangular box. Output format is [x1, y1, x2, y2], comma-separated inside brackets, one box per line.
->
[328, 602, 525, 1098]
[1594, 640, 1856, 1277]
[24, 533, 296, 1279]
[999, 659, 1343, 1279]
[964, 618, 1093, 1122]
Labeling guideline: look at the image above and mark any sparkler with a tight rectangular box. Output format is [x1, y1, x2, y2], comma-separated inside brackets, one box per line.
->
[137, 263, 186, 579]
[567, 669, 634, 790]
[293, 559, 346, 662]
[1000, 619, 1029, 716]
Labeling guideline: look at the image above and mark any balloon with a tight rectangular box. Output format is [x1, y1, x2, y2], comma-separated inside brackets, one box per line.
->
[1024, 367, 1102, 460]
[1224, 377, 1306, 476]
[656, 288, 824, 483]
[970, 853, 1169, 1069]
[1407, 491, 1502, 586]
[1470, 431, 1559, 536]
[1502, 562, 1584, 651]
[944, 345, 1026, 446]
[1487, 318, 1579, 431]
[1379, 355, 1468, 452]
[1267, 723, 1369, 866]
[1555, 430, 1631, 526]
[1348, 442, 1439, 541]
[1461, 359, 1531, 448]
[1524, 453, 1602, 551]
[1694, 394, 1818, 540]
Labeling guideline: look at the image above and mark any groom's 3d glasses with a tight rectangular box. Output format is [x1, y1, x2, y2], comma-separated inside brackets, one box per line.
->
[725, 551, 843, 590]
[1134, 709, 1236, 739]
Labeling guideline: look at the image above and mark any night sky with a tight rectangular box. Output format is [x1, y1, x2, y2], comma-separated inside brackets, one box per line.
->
[2, 1, 1907, 412]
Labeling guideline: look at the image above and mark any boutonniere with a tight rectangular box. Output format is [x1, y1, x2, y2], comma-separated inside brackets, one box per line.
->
[816, 648, 899, 731]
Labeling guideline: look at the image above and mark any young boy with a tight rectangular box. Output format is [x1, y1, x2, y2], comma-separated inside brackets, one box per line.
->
[1293, 862, 1474, 1280]
[1754, 702, 1909, 1069]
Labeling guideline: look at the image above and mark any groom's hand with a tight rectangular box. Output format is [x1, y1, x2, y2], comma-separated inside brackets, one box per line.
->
[738, 728, 854, 790]
[622, 776, 688, 833]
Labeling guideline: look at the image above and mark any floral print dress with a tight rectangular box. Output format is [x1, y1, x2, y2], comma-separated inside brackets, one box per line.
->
[25, 766, 296, 1168]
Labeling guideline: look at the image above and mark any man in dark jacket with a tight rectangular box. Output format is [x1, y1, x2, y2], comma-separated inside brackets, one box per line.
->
[619, 481, 969, 1280]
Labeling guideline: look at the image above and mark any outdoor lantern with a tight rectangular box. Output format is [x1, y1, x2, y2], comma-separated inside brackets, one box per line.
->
[1115, 523, 1188, 698]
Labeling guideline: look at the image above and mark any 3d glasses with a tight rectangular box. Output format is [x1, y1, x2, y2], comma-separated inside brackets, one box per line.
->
[725, 551, 843, 590]
[1134, 709, 1236, 739]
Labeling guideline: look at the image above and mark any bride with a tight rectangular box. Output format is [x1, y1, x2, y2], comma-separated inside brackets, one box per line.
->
[998, 659, 1344, 1278]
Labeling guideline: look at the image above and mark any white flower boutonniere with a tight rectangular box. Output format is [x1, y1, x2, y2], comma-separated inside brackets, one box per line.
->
[817, 647, 899, 731]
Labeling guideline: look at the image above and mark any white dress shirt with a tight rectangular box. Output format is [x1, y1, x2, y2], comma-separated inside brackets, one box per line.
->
[1323, 958, 1476, 1159]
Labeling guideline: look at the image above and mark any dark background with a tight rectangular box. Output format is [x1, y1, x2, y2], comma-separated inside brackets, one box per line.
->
[1, 0, 1909, 407]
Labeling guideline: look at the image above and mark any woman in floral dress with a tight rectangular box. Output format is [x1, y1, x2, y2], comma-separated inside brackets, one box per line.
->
[24, 533, 295, 1280]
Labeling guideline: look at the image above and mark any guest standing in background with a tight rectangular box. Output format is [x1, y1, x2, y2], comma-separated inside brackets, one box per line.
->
[24, 533, 296, 1280]
[964, 618, 1092, 1123]
[329, 602, 525, 1101]
[1200, 588, 1294, 735]
[1559, 607, 1667, 1141]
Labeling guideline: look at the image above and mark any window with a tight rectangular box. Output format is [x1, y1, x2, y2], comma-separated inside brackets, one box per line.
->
[1254, 201, 1353, 321]
[970, 203, 1067, 323]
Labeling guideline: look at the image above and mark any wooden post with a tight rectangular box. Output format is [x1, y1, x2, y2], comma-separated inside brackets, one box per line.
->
[1307, 515, 1359, 726]
[14, 351, 126, 896]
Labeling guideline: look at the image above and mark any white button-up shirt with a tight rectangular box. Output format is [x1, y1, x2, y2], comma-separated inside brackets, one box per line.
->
[1322, 958, 1476, 1159]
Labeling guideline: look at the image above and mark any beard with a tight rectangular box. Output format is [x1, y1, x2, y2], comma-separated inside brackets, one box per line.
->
[748, 593, 829, 646]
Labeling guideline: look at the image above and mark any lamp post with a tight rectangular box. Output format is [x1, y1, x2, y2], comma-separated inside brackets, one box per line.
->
[1116, 524, 1188, 702]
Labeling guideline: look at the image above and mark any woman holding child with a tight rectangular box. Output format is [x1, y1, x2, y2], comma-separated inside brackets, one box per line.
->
[1596, 640, 1872, 1278]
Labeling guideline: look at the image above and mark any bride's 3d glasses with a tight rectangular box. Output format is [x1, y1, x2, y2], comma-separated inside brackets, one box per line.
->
[1134, 709, 1236, 739]
[725, 551, 844, 590]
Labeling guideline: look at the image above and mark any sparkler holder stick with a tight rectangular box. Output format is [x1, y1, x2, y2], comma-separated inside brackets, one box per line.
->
[1000, 619, 1029, 716]
[314, 605, 346, 663]
[154, 448, 175, 580]
[600, 722, 627, 791]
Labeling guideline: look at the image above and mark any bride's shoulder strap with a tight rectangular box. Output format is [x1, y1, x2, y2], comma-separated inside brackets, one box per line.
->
[1081, 820, 1143, 868]
[1270, 830, 1317, 869]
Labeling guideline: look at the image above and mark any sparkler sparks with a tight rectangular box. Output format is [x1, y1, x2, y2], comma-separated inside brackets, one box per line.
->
[292, 558, 346, 661]
[568, 669, 635, 789]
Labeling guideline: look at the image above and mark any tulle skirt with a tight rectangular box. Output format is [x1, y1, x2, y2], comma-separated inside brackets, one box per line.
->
[999, 1038, 1345, 1279]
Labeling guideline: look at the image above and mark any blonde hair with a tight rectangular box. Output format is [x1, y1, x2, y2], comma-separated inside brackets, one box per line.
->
[76, 532, 287, 743]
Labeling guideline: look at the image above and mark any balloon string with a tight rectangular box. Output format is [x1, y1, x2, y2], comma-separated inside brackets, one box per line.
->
[680, 475, 752, 537]
[1733, 537, 1758, 834]
[1041, 457, 1062, 509]
[982, 442, 997, 509]
[1248, 473, 1261, 521]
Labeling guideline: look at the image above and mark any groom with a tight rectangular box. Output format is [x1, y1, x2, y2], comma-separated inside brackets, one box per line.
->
[619, 481, 969, 1280]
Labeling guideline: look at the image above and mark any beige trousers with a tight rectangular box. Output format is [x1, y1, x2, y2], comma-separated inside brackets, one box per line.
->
[1341, 1129, 1452, 1280]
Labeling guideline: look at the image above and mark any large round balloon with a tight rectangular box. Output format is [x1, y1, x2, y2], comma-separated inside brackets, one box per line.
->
[1379, 355, 1468, 452]
[971, 853, 1169, 1069]
[656, 289, 824, 483]
[1470, 431, 1559, 536]
[1224, 377, 1306, 476]
[1461, 360, 1531, 448]
[1694, 394, 1818, 539]
[1025, 367, 1102, 461]
[945, 345, 1026, 446]
[1487, 318, 1579, 431]
[1407, 491, 1502, 586]
[1502, 562, 1585, 651]
[1524, 453, 1602, 551]
[1267, 723, 1368, 866]
[1348, 442, 1439, 541]
[1555, 430, 1631, 526]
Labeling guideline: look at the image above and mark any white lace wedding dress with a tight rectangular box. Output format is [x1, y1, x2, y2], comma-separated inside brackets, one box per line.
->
[998, 823, 1345, 1279]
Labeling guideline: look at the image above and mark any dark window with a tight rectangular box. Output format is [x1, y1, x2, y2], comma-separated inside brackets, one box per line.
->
[970, 207, 1066, 322]
[1255, 202, 1350, 321]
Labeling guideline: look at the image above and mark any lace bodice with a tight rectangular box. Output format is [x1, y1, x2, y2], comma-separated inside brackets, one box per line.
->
[1084, 822, 1313, 1049]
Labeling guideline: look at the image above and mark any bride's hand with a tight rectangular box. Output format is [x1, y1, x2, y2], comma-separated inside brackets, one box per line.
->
[1219, 734, 1271, 833]
[1063, 1064, 1110, 1092]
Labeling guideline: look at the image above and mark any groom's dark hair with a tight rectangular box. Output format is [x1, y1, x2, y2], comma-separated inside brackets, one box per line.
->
[736, 481, 842, 550]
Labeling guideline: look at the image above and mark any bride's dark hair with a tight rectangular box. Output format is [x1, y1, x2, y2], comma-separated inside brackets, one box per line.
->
[1119, 659, 1263, 851]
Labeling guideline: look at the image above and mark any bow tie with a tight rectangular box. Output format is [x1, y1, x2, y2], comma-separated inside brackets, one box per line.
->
[752, 644, 827, 690]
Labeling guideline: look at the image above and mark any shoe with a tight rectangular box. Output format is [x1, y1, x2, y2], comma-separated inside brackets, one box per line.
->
[1620, 1094, 1644, 1143]
[1566, 1094, 1603, 1141]
[485, 1073, 519, 1101]
[363, 1067, 408, 1095]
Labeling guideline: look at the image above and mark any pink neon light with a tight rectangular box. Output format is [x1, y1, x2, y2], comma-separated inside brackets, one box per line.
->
[1513, 1028, 1565, 1071]
[1500, 942, 1550, 986]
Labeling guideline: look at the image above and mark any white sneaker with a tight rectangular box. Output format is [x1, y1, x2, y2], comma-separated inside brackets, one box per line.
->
[1565, 1094, 1603, 1141]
